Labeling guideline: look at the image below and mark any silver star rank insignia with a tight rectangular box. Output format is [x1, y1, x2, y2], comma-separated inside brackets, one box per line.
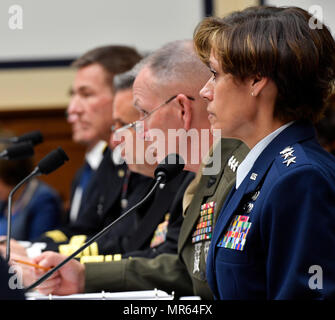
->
[280, 146, 293, 155]
[281, 150, 294, 160]
[283, 156, 296, 167]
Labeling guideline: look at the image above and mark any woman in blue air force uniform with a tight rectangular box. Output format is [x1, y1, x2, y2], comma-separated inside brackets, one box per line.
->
[193, 6, 335, 299]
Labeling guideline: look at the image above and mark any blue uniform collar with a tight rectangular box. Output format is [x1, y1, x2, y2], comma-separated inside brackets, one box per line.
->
[243, 121, 315, 195]
[212, 121, 316, 249]
[236, 122, 293, 189]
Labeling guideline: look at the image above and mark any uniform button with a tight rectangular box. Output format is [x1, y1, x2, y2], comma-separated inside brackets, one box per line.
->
[244, 203, 254, 213]
[207, 176, 216, 188]
[251, 191, 260, 201]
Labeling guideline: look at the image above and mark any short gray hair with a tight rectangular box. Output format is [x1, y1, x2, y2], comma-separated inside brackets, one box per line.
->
[133, 40, 210, 87]
[113, 70, 136, 92]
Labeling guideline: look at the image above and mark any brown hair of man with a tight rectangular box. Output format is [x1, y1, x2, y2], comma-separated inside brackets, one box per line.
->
[193, 6, 335, 123]
[71, 45, 142, 91]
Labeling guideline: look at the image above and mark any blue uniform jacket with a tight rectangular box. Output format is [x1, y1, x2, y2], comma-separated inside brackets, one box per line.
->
[207, 121, 335, 299]
[0, 180, 62, 241]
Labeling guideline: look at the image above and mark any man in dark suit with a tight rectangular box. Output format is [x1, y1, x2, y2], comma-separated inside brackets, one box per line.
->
[0, 46, 142, 256]
[49, 45, 142, 229]
[40, 71, 194, 260]
[2, 53, 193, 289]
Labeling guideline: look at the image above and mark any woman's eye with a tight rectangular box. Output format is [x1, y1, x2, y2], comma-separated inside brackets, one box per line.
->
[210, 68, 217, 81]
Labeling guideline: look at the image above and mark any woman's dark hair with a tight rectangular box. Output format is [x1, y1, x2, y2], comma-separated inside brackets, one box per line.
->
[194, 6, 335, 123]
[316, 93, 335, 150]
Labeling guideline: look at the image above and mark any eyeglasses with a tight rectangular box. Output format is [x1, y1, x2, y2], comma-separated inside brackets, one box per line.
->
[111, 94, 195, 136]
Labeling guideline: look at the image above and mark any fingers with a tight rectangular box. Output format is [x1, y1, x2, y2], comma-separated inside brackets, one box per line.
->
[34, 267, 59, 280]
[32, 266, 61, 295]
[35, 275, 62, 295]
[0, 239, 28, 258]
[33, 251, 65, 268]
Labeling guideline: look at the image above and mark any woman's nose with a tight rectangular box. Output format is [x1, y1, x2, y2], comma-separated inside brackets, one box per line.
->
[199, 79, 214, 102]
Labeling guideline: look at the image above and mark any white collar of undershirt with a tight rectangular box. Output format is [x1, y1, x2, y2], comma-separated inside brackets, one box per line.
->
[85, 140, 107, 170]
[235, 122, 294, 189]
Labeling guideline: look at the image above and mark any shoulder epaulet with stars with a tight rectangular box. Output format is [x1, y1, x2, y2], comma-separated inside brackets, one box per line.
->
[274, 143, 310, 174]
[227, 155, 239, 172]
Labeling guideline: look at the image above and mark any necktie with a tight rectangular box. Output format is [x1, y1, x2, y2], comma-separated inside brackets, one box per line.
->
[79, 162, 93, 191]
[69, 162, 93, 222]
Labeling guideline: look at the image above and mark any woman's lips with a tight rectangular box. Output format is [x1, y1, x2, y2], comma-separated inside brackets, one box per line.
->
[207, 110, 216, 122]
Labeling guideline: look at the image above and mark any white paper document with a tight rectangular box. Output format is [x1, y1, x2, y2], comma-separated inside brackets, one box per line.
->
[25, 289, 174, 300]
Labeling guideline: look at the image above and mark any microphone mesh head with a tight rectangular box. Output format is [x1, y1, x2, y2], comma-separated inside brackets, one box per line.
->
[37, 147, 69, 175]
[154, 154, 185, 183]
[19, 130, 44, 146]
[6, 142, 34, 160]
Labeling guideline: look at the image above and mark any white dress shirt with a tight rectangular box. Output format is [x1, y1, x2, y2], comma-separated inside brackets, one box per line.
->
[69, 141, 107, 222]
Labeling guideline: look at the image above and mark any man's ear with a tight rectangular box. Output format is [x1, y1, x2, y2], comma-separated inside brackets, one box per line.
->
[250, 75, 270, 97]
[176, 94, 192, 130]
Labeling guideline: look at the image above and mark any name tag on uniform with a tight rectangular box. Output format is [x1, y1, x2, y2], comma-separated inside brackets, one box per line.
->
[217, 215, 252, 251]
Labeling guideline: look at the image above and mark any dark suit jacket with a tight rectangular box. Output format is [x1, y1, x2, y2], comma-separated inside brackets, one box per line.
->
[107, 171, 195, 257]
[39, 148, 129, 248]
[40, 148, 194, 261]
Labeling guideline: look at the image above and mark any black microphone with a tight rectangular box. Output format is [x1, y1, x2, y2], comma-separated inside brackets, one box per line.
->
[35, 147, 69, 175]
[24, 154, 185, 292]
[0, 130, 43, 146]
[0, 142, 34, 160]
[5, 147, 69, 262]
[154, 153, 185, 184]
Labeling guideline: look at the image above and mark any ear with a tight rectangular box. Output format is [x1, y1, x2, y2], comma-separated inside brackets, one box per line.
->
[176, 94, 192, 130]
[250, 75, 270, 97]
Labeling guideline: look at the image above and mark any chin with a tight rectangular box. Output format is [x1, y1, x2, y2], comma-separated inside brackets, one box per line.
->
[73, 134, 93, 146]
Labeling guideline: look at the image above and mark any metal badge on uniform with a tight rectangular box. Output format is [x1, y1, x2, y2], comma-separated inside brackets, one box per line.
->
[243, 202, 254, 213]
[250, 173, 258, 181]
[251, 190, 260, 201]
[118, 169, 125, 178]
[228, 156, 239, 172]
[191, 201, 215, 244]
[150, 213, 170, 248]
[217, 215, 252, 251]
[193, 243, 202, 274]
[121, 198, 128, 209]
[280, 146, 297, 167]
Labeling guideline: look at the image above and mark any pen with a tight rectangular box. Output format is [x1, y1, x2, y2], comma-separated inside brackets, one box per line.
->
[13, 259, 51, 271]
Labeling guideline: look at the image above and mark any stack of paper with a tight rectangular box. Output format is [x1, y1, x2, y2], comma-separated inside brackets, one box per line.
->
[25, 289, 174, 300]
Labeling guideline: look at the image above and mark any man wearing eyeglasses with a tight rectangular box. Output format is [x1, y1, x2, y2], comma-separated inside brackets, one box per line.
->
[31, 40, 248, 299]
[0, 45, 142, 258]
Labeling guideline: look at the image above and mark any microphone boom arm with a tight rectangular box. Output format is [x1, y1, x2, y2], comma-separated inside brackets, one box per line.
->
[5, 167, 40, 262]
[24, 176, 163, 292]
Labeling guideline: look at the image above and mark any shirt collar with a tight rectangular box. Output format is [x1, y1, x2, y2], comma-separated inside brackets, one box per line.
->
[85, 140, 107, 170]
[235, 122, 294, 189]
